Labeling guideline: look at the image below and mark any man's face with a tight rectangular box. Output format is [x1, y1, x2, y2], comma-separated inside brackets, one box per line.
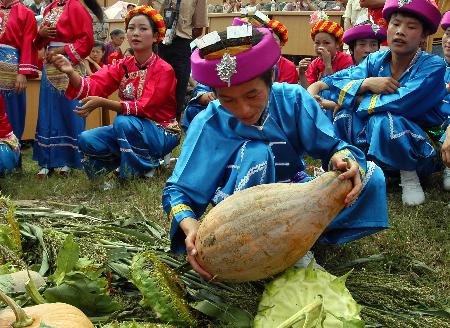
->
[215, 75, 271, 126]
[387, 13, 426, 56]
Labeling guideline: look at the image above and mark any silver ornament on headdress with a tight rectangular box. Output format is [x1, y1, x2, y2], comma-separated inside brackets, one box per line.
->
[371, 23, 381, 34]
[398, 0, 413, 7]
[216, 53, 237, 87]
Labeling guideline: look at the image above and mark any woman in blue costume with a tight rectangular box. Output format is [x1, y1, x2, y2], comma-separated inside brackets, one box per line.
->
[310, 0, 447, 206]
[440, 11, 450, 190]
[162, 25, 388, 279]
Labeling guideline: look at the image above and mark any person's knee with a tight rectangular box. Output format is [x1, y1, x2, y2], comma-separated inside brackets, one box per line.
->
[113, 115, 138, 136]
[0, 148, 18, 174]
[363, 163, 386, 194]
[78, 130, 95, 153]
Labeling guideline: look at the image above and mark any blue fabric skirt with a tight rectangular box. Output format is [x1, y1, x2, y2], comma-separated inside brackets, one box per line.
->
[0, 45, 26, 140]
[78, 115, 180, 179]
[3, 92, 26, 140]
[0, 143, 20, 176]
[32, 64, 85, 169]
[210, 140, 389, 245]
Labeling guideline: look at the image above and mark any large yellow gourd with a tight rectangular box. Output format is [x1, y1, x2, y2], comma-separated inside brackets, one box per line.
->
[195, 171, 352, 282]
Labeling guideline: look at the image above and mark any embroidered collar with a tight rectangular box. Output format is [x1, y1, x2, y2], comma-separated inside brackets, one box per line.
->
[0, 0, 19, 9]
[251, 99, 270, 130]
[134, 53, 157, 70]
[57, 0, 67, 6]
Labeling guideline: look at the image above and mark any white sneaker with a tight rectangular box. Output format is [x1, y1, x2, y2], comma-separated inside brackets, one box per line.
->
[163, 152, 171, 167]
[37, 167, 51, 178]
[294, 251, 324, 270]
[144, 169, 155, 178]
[400, 170, 425, 205]
[56, 166, 71, 176]
[443, 167, 450, 191]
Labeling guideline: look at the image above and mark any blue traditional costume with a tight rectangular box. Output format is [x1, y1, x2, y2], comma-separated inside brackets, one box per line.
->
[163, 26, 388, 253]
[439, 10, 450, 190]
[64, 6, 180, 179]
[323, 50, 446, 175]
[181, 83, 212, 132]
[0, 96, 20, 176]
[320, 0, 446, 205]
[32, 0, 95, 173]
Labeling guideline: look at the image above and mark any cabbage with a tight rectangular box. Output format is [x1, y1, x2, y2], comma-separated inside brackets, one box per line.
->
[254, 262, 364, 328]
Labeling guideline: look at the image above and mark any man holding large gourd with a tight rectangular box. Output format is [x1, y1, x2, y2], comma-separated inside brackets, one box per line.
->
[162, 25, 389, 280]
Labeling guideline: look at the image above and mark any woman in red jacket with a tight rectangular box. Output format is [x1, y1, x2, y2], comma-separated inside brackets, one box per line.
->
[49, 6, 180, 180]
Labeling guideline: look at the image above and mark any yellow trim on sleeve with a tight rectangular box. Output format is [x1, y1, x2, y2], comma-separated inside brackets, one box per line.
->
[169, 204, 193, 222]
[337, 80, 357, 108]
[367, 95, 379, 114]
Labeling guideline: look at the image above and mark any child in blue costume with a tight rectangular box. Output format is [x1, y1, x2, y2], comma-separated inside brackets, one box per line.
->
[440, 11, 450, 190]
[162, 25, 388, 280]
[309, 0, 447, 206]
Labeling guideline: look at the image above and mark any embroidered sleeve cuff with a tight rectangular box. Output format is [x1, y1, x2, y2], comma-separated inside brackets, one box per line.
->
[121, 101, 140, 116]
[168, 204, 197, 253]
[64, 44, 83, 65]
[18, 64, 40, 77]
[336, 79, 364, 109]
[169, 204, 196, 223]
[65, 77, 89, 100]
[357, 94, 379, 116]
[329, 149, 366, 180]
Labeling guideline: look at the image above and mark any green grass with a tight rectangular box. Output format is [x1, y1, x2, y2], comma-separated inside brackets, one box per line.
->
[1, 147, 449, 326]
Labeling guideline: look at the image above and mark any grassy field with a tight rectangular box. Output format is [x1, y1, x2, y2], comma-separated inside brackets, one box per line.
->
[1, 146, 449, 326]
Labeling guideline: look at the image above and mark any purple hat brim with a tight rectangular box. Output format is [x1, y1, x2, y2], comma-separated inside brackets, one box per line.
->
[232, 17, 247, 26]
[191, 28, 281, 88]
[441, 11, 450, 30]
[382, 0, 441, 35]
[343, 25, 387, 44]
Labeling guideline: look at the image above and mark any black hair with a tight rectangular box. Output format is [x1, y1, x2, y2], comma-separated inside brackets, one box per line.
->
[82, 0, 103, 22]
[127, 3, 136, 9]
[110, 28, 125, 37]
[93, 40, 105, 52]
[259, 67, 274, 88]
[388, 11, 431, 36]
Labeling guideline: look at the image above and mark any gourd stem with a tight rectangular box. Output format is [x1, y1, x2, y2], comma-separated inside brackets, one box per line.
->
[275, 297, 323, 328]
[0, 290, 34, 327]
[25, 277, 46, 305]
